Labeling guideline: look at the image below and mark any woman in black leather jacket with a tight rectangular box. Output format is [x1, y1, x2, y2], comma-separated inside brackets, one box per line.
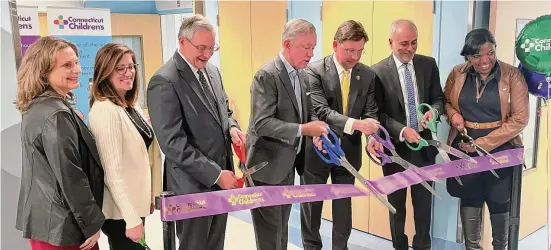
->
[15, 36, 105, 250]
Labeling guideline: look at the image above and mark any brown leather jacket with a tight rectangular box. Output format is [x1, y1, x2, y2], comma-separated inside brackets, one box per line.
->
[444, 60, 529, 152]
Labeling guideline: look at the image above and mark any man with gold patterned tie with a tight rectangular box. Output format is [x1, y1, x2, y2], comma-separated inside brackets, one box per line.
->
[301, 20, 380, 250]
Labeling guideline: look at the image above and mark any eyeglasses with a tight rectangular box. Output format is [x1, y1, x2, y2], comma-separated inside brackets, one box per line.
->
[115, 64, 138, 75]
[186, 38, 220, 53]
[340, 44, 366, 56]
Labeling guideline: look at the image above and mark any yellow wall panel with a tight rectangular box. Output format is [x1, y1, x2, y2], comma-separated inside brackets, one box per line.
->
[251, 1, 287, 74]
[370, 1, 434, 65]
[321, 1, 374, 66]
[218, 1, 253, 133]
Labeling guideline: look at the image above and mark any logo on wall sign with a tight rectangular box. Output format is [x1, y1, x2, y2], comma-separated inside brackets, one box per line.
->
[53, 15, 105, 30]
[54, 15, 68, 29]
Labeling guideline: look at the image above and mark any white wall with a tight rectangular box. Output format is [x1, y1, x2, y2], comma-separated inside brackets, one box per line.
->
[14, 0, 83, 12]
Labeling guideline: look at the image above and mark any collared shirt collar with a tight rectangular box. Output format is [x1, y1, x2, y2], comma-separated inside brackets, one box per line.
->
[392, 53, 415, 69]
[178, 49, 201, 74]
[279, 52, 296, 75]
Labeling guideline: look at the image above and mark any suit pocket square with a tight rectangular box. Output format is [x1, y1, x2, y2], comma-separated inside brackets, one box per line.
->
[306, 92, 311, 96]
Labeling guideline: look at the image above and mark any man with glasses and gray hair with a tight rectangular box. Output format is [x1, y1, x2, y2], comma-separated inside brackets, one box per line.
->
[147, 14, 245, 250]
[300, 20, 379, 250]
[245, 18, 328, 250]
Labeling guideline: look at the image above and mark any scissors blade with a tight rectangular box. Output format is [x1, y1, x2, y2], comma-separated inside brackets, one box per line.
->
[474, 149, 500, 178]
[389, 150, 443, 184]
[391, 157, 442, 198]
[429, 133, 464, 185]
[239, 163, 255, 187]
[338, 157, 397, 214]
[244, 161, 268, 177]
[427, 140, 477, 163]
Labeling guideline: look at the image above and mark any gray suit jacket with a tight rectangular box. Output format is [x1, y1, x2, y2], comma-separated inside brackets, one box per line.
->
[246, 55, 317, 184]
[147, 51, 239, 195]
[371, 54, 444, 164]
[305, 55, 378, 169]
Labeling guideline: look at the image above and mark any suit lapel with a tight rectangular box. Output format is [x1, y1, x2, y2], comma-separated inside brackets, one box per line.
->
[413, 56, 425, 103]
[204, 66, 225, 125]
[173, 52, 221, 126]
[325, 56, 343, 114]
[386, 55, 405, 109]
[275, 57, 301, 118]
[347, 64, 362, 116]
[72, 111, 102, 165]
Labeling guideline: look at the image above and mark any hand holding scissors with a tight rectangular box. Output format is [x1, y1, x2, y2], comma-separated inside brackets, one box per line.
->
[237, 162, 268, 188]
[366, 125, 442, 199]
[458, 130, 500, 178]
[407, 103, 478, 185]
[314, 127, 397, 214]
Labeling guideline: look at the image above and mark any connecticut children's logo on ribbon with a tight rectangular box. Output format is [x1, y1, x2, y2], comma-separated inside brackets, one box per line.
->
[282, 188, 316, 199]
[227, 193, 264, 206]
[163, 200, 207, 215]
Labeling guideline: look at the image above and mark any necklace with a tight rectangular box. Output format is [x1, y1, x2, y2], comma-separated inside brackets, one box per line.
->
[475, 77, 488, 103]
[123, 107, 153, 139]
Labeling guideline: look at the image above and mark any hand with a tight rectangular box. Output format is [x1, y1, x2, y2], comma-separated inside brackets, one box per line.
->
[459, 142, 476, 153]
[126, 223, 145, 243]
[450, 113, 465, 131]
[366, 136, 383, 157]
[312, 136, 326, 153]
[79, 230, 101, 250]
[301, 121, 328, 137]
[230, 127, 246, 146]
[403, 128, 421, 144]
[352, 118, 380, 135]
[420, 111, 433, 129]
[216, 170, 238, 189]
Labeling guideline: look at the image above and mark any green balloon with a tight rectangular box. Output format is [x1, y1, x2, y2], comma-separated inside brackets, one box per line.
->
[515, 14, 551, 75]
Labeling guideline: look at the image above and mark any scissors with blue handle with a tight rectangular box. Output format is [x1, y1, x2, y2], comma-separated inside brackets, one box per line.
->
[314, 127, 397, 214]
[366, 125, 442, 199]
[406, 103, 479, 185]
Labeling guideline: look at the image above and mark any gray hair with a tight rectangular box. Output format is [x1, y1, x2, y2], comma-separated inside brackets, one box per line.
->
[178, 14, 215, 39]
[390, 19, 418, 37]
[282, 18, 316, 43]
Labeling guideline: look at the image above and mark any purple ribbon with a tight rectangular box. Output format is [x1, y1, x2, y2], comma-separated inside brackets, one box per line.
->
[160, 148, 523, 222]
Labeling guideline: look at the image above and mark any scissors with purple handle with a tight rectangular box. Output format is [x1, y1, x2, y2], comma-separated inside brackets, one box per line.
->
[366, 125, 442, 199]
[459, 130, 500, 178]
[314, 127, 397, 214]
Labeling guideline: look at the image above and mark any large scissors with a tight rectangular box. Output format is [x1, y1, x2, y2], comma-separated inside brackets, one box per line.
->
[458, 130, 500, 178]
[237, 161, 268, 188]
[366, 125, 442, 199]
[406, 103, 479, 185]
[314, 127, 397, 214]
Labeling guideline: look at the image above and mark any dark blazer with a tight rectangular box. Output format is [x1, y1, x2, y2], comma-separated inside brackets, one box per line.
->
[246, 55, 317, 185]
[371, 54, 444, 163]
[147, 51, 239, 195]
[16, 94, 105, 247]
[305, 55, 378, 169]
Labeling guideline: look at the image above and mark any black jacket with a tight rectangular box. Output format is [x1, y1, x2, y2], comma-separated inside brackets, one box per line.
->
[16, 93, 105, 246]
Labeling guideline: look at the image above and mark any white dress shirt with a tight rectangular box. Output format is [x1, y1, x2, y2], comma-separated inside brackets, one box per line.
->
[332, 54, 356, 135]
[392, 54, 421, 141]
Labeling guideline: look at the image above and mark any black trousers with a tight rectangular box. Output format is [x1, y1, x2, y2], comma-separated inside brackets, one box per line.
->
[382, 149, 433, 250]
[251, 168, 295, 250]
[175, 213, 228, 250]
[300, 163, 355, 250]
[102, 218, 145, 250]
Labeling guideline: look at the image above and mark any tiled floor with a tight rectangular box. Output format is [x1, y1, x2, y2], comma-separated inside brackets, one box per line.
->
[98, 206, 549, 250]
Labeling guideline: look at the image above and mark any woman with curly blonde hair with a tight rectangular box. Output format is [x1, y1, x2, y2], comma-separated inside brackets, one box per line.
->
[15, 36, 105, 250]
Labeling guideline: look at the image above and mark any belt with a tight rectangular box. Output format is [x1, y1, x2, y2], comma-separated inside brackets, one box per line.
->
[465, 120, 502, 129]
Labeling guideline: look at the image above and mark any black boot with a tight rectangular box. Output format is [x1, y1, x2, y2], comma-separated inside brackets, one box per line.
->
[490, 212, 509, 250]
[460, 207, 483, 250]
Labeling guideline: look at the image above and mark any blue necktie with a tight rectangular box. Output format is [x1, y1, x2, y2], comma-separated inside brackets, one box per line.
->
[403, 63, 418, 130]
